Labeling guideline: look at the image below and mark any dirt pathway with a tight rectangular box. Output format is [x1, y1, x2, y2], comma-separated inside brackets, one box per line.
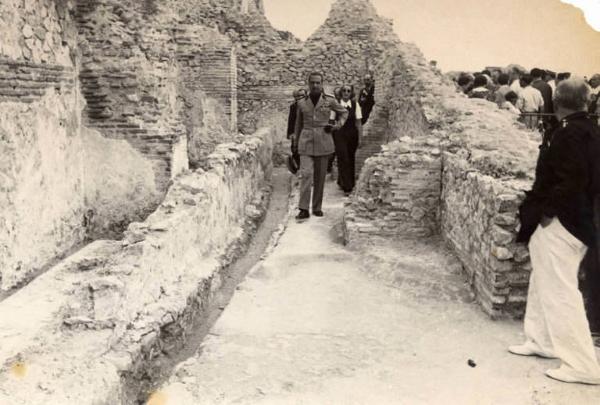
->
[153, 178, 600, 405]
[128, 168, 294, 403]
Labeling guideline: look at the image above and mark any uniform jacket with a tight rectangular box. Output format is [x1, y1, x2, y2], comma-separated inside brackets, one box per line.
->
[294, 93, 348, 156]
[517, 112, 600, 246]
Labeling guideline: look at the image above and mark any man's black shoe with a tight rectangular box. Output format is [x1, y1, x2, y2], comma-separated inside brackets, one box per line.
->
[295, 209, 310, 221]
[312, 210, 324, 217]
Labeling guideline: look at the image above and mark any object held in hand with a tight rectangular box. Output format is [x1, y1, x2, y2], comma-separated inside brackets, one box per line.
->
[324, 124, 333, 133]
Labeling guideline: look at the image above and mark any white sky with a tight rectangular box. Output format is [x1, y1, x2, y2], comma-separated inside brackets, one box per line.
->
[263, 0, 600, 76]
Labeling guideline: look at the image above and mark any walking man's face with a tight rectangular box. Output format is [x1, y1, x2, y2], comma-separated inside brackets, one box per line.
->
[308, 74, 323, 95]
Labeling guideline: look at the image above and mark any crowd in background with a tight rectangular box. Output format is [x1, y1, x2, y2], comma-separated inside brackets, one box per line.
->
[454, 67, 600, 132]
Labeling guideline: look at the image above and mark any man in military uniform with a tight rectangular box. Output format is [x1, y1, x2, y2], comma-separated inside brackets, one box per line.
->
[293, 71, 348, 221]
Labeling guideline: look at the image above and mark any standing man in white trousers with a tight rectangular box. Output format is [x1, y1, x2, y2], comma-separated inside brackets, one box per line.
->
[511, 78, 600, 384]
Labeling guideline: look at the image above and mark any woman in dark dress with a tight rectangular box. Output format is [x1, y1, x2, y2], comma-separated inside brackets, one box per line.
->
[333, 85, 363, 195]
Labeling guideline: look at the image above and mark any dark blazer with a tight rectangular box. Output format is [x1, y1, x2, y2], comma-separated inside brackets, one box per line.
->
[517, 112, 600, 246]
[358, 85, 375, 125]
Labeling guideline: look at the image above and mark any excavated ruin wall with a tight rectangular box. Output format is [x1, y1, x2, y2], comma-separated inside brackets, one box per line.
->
[0, 0, 172, 289]
[0, 128, 274, 404]
[344, 47, 441, 239]
[75, 0, 190, 188]
[345, 44, 539, 318]
[0, 0, 82, 290]
[0, 89, 85, 291]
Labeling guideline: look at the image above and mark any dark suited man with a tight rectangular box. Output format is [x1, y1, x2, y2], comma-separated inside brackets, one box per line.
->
[358, 73, 375, 125]
[286, 88, 307, 173]
[293, 72, 348, 221]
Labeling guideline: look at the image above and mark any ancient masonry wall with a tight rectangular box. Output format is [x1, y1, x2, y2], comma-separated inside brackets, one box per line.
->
[345, 44, 540, 318]
[0, 0, 169, 288]
[0, 0, 84, 290]
[74, 0, 189, 190]
[0, 128, 275, 404]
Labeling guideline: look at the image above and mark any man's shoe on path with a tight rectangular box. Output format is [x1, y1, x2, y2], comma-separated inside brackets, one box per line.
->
[545, 367, 600, 385]
[312, 210, 324, 217]
[508, 342, 557, 359]
[296, 209, 310, 221]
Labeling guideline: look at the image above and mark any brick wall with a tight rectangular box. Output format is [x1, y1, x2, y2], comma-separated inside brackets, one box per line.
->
[75, 0, 189, 191]
[175, 24, 237, 168]
[345, 42, 540, 318]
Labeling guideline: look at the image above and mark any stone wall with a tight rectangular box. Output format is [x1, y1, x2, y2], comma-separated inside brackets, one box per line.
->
[0, 0, 169, 289]
[345, 43, 540, 318]
[75, 0, 189, 191]
[175, 24, 237, 168]
[345, 46, 444, 243]
[0, 0, 83, 290]
[441, 154, 533, 318]
[82, 128, 160, 240]
[0, 88, 84, 291]
[0, 0, 75, 66]
[0, 127, 275, 404]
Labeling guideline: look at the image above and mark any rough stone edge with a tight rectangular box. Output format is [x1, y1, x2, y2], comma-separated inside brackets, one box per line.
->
[0, 127, 276, 404]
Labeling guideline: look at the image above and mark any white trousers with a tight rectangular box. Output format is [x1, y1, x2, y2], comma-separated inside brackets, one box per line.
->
[524, 218, 600, 379]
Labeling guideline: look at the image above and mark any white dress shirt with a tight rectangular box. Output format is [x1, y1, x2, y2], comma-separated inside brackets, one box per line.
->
[340, 99, 363, 120]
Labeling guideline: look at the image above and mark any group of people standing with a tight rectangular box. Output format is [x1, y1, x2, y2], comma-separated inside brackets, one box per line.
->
[286, 71, 375, 222]
[285, 69, 600, 387]
[457, 68, 600, 132]
[459, 67, 600, 385]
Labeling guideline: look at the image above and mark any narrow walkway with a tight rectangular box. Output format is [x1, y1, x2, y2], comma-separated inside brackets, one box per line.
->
[158, 179, 600, 405]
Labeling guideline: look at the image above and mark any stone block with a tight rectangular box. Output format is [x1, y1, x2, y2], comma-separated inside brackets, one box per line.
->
[491, 225, 514, 246]
[490, 244, 513, 261]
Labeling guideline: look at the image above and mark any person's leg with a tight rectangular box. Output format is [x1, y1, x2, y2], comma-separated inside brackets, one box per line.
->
[347, 130, 359, 191]
[525, 226, 554, 352]
[510, 225, 557, 358]
[335, 131, 351, 191]
[311, 155, 329, 213]
[327, 152, 335, 174]
[537, 219, 600, 383]
[298, 155, 314, 211]
[580, 248, 600, 335]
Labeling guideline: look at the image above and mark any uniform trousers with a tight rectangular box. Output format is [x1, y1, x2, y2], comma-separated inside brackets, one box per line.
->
[524, 218, 600, 380]
[298, 154, 329, 212]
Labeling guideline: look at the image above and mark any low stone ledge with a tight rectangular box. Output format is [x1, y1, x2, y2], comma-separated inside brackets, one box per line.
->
[344, 136, 442, 246]
[0, 127, 275, 404]
[441, 152, 533, 318]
